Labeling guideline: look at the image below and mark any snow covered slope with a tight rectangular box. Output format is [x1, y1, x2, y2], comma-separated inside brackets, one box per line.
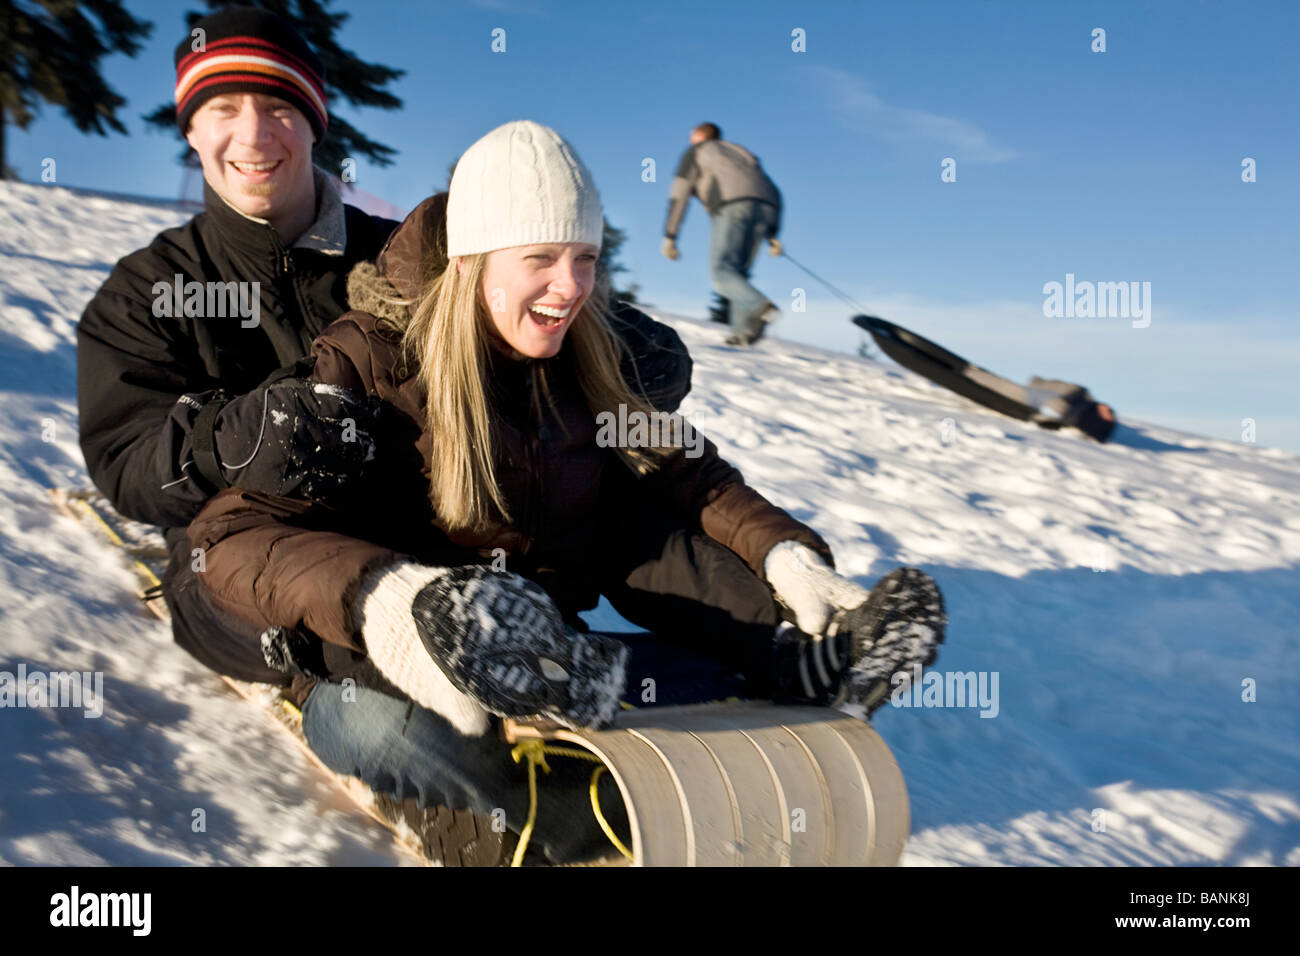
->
[2, 180, 1297, 866]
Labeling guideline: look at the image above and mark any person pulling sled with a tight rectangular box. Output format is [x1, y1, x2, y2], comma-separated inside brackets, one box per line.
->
[662, 123, 785, 346]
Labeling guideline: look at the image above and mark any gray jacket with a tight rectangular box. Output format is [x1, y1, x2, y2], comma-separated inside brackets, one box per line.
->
[664, 139, 782, 239]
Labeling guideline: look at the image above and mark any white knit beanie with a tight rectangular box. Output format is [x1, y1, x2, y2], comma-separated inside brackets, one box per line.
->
[446, 120, 604, 257]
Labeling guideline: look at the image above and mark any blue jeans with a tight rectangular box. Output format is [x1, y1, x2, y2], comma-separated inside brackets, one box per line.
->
[300, 632, 747, 864]
[301, 680, 627, 863]
[709, 199, 781, 333]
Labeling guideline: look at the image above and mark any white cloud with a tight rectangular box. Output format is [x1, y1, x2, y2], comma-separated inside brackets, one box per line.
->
[809, 65, 1017, 163]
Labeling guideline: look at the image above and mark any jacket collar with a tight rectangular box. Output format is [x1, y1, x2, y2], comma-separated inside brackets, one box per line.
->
[485, 329, 537, 401]
[484, 324, 532, 364]
[485, 331, 583, 428]
[202, 167, 346, 259]
[294, 172, 347, 255]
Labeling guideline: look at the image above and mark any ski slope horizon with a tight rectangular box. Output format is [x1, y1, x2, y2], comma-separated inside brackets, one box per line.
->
[1, 181, 1297, 866]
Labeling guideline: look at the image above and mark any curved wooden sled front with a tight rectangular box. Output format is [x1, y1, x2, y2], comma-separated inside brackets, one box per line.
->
[505, 702, 909, 866]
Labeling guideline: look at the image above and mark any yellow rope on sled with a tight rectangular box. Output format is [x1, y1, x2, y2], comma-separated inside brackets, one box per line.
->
[509, 739, 634, 866]
[588, 765, 633, 861]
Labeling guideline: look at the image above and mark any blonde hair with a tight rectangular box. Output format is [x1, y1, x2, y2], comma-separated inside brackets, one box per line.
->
[396, 256, 676, 533]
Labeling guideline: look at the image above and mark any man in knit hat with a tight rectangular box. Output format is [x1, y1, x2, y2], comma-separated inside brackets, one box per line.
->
[173, 3, 330, 243]
[76, 5, 398, 685]
[662, 122, 784, 346]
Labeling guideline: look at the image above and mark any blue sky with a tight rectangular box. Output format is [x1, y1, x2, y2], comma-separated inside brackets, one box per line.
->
[9, 0, 1298, 452]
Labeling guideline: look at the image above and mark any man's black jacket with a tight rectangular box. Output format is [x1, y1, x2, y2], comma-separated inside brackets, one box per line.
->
[76, 178, 397, 529]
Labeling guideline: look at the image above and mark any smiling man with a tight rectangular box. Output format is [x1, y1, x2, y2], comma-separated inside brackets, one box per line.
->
[183, 90, 320, 242]
[173, 7, 328, 244]
[76, 6, 398, 683]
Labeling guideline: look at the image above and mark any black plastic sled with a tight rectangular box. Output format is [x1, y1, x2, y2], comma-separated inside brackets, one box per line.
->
[852, 314, 1116, 442]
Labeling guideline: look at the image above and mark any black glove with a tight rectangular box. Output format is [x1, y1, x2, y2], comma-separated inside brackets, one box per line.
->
[609, 302, 693, 412]
[195, 378, 392, 503]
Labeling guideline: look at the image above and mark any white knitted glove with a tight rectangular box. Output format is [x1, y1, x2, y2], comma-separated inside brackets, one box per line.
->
[763, 541, 870, 639]
[353, 562, 492, 738]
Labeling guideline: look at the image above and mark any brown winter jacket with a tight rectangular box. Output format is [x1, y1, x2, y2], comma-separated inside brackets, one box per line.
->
[185, 196, 832, 686]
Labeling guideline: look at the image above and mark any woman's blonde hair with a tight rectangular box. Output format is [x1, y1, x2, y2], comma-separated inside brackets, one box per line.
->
[391, 255, 677, 532]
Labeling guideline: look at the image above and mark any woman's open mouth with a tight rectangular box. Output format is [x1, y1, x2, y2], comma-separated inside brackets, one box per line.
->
[528, 303, 571, 330]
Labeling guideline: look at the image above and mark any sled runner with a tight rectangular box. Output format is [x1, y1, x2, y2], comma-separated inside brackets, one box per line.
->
[853, 314, 1117, 442]
[51, 487, 912, 867]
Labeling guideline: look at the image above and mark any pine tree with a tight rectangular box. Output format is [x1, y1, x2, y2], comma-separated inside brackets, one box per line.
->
[599, 218, 639, 304]
[143, 0, 404, 173]
[0, 0, 152, 180]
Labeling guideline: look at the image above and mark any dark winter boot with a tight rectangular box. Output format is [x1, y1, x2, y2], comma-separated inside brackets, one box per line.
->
[411, 565, 630, 731]
[829, 567, 947, 717]
[708, 293, 732, 325]
[770, 621, 851, 706]
[725, 303, 779, 346]
[746, 303, 780, 344]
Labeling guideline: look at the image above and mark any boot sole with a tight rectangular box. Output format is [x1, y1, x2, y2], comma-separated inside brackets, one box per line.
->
[412, 566, 629, 730]
[831, 567, 947, 716]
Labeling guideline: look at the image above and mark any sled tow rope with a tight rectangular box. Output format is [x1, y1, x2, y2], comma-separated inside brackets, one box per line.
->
[509, 739, 633, 866]
[779, 251, 872, 315]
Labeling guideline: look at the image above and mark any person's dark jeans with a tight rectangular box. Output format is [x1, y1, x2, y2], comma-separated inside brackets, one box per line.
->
[708, 198, 781, 333]
[594, 529, 782, 701]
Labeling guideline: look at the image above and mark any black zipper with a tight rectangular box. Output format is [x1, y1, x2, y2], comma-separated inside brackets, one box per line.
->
[274, 237, 316, 338]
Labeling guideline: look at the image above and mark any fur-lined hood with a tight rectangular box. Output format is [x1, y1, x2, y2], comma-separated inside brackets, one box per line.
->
[345, 259, 408, 324]
[344, 192, 451, 324]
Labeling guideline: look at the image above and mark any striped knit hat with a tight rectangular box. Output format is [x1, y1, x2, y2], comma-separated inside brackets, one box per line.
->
[174, 6, 328, 142]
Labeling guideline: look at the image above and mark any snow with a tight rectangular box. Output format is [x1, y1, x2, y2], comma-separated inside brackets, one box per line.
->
[2, 180, 1297, 866]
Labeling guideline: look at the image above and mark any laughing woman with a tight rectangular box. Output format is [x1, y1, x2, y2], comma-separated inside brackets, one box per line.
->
[186, 121, 946, 861]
